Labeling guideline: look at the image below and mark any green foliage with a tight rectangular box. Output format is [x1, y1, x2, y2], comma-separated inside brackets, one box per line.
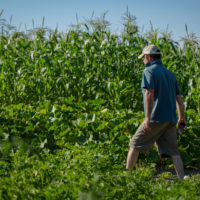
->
[0, 11, 200, 199]
[0, 147, 200, 200]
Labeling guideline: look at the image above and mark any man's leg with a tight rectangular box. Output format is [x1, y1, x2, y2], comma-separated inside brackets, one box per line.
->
[126, 122, 167, 170]
[172, 155, 184, 180]
[156, 123, 184, 180]
[126, 147, 139, 169]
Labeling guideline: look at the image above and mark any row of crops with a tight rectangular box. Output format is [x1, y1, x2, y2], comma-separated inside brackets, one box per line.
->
[0, 12, 200, 199]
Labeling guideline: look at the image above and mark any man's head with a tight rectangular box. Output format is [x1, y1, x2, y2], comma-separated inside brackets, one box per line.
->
[138, 45, 162, 64]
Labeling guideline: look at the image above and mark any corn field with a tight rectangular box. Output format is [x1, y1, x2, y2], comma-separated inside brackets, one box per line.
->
[0, 11, 200, 199]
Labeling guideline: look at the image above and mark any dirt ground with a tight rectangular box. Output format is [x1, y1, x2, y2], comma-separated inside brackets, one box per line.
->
[155, 166, 200, 180]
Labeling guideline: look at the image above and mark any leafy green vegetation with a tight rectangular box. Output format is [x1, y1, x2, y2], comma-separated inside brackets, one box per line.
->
[0, 10, 200, 199]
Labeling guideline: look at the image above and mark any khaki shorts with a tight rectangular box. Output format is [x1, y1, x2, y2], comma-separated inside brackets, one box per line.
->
[130, 122, 179, 157]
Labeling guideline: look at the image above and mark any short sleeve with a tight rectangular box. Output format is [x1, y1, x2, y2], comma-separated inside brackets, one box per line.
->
[141, 69, 154, 89]
[175, 79, 181, 95]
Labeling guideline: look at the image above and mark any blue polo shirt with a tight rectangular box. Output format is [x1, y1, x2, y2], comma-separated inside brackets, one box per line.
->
[141, 59, 180, 123]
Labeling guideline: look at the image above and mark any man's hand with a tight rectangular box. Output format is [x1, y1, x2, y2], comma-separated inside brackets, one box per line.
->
[143, 118, 151, 132]
[177, 118, 187, 131]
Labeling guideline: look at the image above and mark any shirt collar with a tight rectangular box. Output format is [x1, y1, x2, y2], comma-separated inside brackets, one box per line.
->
[145, 59, 162, 68]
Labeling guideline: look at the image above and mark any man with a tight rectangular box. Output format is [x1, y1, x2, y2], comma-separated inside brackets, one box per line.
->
[126, 45, 186, 180]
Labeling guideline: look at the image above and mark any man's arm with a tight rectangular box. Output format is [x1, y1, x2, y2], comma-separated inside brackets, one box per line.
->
[176, 94, 187, 128]
[143, 88, 154, 132]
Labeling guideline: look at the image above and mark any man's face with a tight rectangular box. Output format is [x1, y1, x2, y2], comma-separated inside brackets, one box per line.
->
[143, 55, 151, 64]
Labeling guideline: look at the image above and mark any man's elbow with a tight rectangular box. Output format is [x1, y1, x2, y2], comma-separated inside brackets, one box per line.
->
[145, 88, 154, 97]
[176, 94, 182, 101]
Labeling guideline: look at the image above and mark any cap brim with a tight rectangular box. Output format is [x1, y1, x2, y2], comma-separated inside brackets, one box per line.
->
[138, 53, 144, 59]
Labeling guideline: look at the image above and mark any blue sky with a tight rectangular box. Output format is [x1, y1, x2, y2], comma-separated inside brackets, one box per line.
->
[1, 0, 200, 41]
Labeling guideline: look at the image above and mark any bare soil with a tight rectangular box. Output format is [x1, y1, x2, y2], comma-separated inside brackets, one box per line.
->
[154, 166, 200, 180]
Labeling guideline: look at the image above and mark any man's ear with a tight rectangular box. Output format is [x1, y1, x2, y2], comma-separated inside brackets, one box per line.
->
[149, 55, 153, 61]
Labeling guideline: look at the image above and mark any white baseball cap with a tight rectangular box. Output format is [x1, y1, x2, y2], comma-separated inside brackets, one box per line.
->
[138, 45, 161, 59]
